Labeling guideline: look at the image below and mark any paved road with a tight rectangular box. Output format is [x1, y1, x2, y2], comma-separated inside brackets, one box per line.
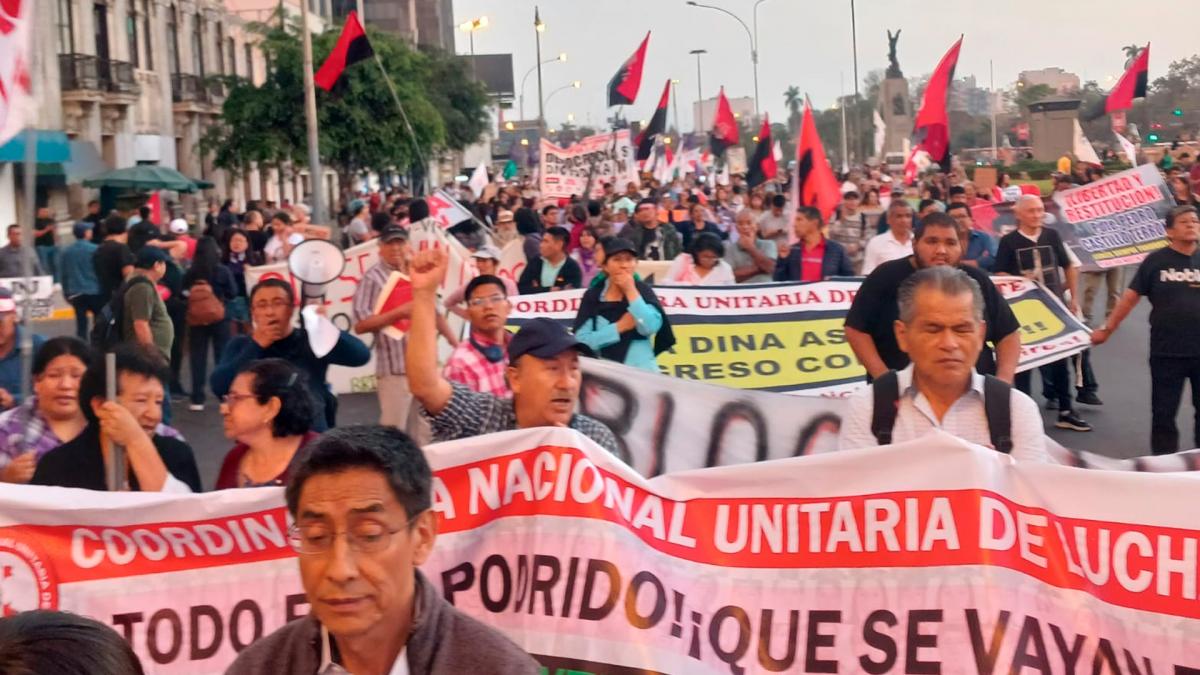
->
[33, 300, 1172, 489]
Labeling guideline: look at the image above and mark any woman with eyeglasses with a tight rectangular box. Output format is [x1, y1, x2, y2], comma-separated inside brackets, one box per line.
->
[215, 359, 318, 489]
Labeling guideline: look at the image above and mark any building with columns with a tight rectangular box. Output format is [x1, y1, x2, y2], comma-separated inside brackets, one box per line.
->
[1, 0, 336, 229]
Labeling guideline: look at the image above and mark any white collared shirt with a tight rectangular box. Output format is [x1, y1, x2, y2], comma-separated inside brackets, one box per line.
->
[838, 364, 1050, 463]
[319, 626, 410, 675]
[862, 231, 913, 274]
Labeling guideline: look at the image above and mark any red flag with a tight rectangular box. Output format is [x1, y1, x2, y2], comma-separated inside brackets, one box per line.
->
[607, 32, 650, 107]
[746, 115, 776, 188]
[634, 80, 670, 161]
[709, 88, 739, 156]
[791, 101, 841, 222]
[912, 36, 963, 171]
[315, 11, 375, 91]
[1085, 44, 1149, 121]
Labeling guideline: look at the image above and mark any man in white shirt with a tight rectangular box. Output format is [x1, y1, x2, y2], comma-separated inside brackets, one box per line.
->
[861, 200, 914, 274]
[839, 266, 1049, 462]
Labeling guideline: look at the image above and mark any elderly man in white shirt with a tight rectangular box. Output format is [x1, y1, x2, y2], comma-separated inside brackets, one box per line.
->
[861, 200, 915, 274]
[839, 266, 1049, 462]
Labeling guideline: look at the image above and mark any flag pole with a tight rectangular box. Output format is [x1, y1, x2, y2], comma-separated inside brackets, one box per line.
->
[298, 0, 326, 229]
[374, 55, 429, 196]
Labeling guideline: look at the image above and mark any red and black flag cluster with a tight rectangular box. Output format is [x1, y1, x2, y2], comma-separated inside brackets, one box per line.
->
[791, 100, 841, 221]
[635, 80, 670, 161]
[745, 115, 776, 188]
[709, 88, 739, 156]
[1084, 44, 1150, 121]
[315, 11, 374, 91]
[608, 32, 650, 107]
[911, 36, 963, 172]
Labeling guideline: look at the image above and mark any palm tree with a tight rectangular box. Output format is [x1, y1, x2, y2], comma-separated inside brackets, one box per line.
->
[784, 86, 802, 131]
[1123, 44, 1142, 68]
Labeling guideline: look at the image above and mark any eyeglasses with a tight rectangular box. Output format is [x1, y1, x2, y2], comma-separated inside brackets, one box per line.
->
[287, 514, 422, 555]
[252, 299, 292, 311]
[467, 293, 506, 308]
[221, 392, 257, 407]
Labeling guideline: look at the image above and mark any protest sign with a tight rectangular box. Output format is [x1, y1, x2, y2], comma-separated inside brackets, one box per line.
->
[509, 278, 1090, 395]
[426, 189, 475, 229]
[540, 130, 638, 201]
[0, 275, 55, 320]
[7, 429, 1200, 673]
[970, 165, 1172, 271]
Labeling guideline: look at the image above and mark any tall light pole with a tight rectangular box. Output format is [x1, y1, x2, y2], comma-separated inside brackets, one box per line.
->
[535, 7, 546, 133]
[690, 49, 707, 134]
[686, 0, 765, 119]
[299, 0, 324, 223]
[520, 52, 565, 121]
[850, 0, 860, 161]
[545, 80, 581, 112]
[670, 79, 681, 137]
[458, 15, 488, 79]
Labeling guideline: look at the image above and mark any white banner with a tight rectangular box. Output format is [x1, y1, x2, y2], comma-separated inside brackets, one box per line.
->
[0, 275, 56, 319]
[539, 130, 638, 200]
[7, 429, 1200, 673]
[426, 190, 474, 229]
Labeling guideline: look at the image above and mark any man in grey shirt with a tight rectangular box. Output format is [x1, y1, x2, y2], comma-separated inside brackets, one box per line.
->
[726, 210, 777, 283]
[756, 193, 791, 250]
[0, 224, 44, 278]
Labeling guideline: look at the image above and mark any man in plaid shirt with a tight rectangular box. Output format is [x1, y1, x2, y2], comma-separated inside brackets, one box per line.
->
[407, 248, 618, 455]
[443, 275, 513, 398]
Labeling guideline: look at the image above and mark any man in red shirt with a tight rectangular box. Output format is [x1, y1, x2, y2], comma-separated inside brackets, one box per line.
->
[774, 206, 853, 282]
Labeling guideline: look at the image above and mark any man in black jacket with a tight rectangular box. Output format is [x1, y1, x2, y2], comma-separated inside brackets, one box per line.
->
[517, 226, 582, 294]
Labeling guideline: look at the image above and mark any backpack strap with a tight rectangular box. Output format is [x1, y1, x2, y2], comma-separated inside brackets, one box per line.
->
[982, 375, 1013, 454]
[870, 370, 901, 445]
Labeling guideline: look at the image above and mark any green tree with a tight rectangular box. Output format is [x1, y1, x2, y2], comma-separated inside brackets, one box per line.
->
[1123, 44, 1143, 68]
[200, 12, 489, 192]
[1011, 83, 1055, 116]
[784, 86, 802, 132]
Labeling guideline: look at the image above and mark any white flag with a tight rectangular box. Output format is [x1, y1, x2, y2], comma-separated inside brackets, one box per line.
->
[873, 107, 886, 158]
[772, 140, 783, 162]
[716, 163, 730, 186]
[467, 163, 489, 199]
[0, 2, 35, 145]
[1072, 119, 1102, 166]
[1115, 131, 1138, 166]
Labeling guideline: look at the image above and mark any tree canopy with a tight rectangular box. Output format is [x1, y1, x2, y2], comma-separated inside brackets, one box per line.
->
[200, 13, 490, 184]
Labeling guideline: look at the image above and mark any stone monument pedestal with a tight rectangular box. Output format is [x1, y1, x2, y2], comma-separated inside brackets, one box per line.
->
[878, 77, 912, 157]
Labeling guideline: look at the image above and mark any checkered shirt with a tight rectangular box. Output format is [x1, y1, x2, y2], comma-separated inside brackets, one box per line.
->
[443, 332, 512, 398]
[424, 382, 619, 455]
[352, 260, 407, 376]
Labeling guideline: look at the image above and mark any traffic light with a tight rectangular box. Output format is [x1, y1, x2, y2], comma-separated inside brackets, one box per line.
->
[1148, 132, 1161, 143]
[1173, 108, 1184, 117]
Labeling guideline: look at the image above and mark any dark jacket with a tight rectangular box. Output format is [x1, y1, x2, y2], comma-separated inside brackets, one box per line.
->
[517, 255, 583, 294]
[226, 569, 540, 675]
[620, 220, 683, 261]
[677, 219, 728, 250]
[32, 426, 201, 492]
[210, 328, 370, 431]
[774, 237, 855, 281]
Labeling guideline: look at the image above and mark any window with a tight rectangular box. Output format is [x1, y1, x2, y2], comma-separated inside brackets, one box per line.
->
[215, 23, 224, 75]
[142, 0, 153, 70]
[166, 6, 179, 75]
[56, 0, 74, 54]
[227, 37, 236, 76]
[191, 14, 203, 76]
[244, 42, 253, 81]
[126, 3, 138, 67]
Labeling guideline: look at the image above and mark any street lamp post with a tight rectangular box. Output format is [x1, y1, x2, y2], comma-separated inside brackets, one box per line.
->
[520, 53, 566, 121]
[670, 79, 681, 137]
[545, 80, 581, 111]
[686, 0, 766, 119]
[535, 7, 546, 133]
[850, 0, 860, 161]
[690, 49, 707, 134]
[458, 15, 488, 79]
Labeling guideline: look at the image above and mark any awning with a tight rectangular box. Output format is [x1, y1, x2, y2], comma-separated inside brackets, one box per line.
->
[0, 130, 71, 163]
[62, 140, 109, 182]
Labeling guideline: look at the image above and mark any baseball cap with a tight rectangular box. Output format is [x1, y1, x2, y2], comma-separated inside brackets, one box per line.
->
[472, 245, 501, 261]
[379, 225, 408, 243]
[601, 237, 637, 258]
[0, 288, 14, 314]
[169, 218, 188, 234]
[508, 318, 594, 364]
[135, 246, 170, 269]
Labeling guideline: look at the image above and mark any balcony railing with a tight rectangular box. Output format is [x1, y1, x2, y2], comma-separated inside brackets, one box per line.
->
[59, 53, 102, 92]
[204, 78, 226, 104]
[171, 73, 202, 103]
[107, 60, 140, 95]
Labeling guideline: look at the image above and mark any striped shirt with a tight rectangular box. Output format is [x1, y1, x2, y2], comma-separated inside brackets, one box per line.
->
[352, 260, 407, 377]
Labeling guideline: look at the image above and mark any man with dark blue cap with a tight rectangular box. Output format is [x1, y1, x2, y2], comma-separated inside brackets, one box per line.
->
[405, 247, 618, 454]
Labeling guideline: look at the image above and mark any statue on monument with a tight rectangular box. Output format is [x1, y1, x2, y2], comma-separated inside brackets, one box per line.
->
[886, 29, 903, 78]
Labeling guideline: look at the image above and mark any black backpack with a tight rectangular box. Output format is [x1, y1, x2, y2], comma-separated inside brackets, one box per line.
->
[90, 276, 155, 351]
[870, 369, 1014, 453]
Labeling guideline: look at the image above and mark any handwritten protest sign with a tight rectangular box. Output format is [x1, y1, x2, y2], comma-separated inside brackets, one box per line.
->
[6, 428, 1200, 673]
[426, 189, 475, 229]
[539, 130, 637, 201]
[0, 275, 55, 320]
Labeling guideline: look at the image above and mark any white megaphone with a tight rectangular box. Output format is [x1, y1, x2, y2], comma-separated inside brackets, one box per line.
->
[288, 239, 345, 305]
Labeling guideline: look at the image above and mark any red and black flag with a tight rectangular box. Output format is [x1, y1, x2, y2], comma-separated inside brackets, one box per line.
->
[746, 115, 777, 188]
[635, 80, 670, 161]
[607, 32, 650, 107]
[1084, 43, 1150, 121]
[911, 36, 962, 172]
[791, 100, 841, 221]
[709, 88, 739, 156]
[315, 11, 374, 91]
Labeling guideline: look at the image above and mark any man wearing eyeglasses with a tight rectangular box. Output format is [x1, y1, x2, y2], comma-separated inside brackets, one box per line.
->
[227, 426, 539, 675]
[443, 275, 513, 398]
